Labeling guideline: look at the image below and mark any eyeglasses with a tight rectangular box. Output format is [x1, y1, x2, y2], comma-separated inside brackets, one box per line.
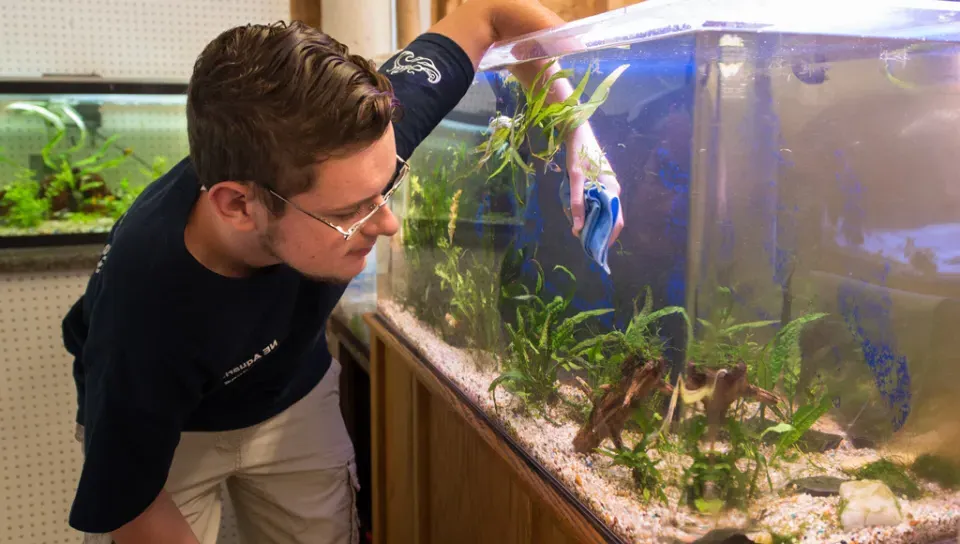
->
[267, 155, 409, 241]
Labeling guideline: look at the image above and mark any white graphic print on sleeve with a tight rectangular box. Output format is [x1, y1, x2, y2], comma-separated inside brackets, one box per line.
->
[94, 244, 111, 274]
[385, 51, 442, 84]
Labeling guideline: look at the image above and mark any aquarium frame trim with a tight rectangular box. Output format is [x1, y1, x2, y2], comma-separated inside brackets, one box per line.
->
[0, 232, 109, 250]
[0, 77, 188, 96]
[367, 312, 623, 544]
[328, 312, 372, 374]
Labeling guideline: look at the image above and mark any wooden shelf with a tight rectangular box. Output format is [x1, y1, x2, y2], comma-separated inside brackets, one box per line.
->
[365, 311, 613, 544]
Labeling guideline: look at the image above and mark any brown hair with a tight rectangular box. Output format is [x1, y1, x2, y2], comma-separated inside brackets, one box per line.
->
[186, 20, 401, 214]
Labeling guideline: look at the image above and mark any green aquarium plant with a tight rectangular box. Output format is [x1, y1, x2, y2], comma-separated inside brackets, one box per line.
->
[1, 103, 166, 232]
[433, 189, 503, 364]
[597, 406, 667, 503]
[490, 262, 612, 412]
[676, 286, 830, 446]
[0, 167, 50, 229]
[6, 102, 131, 217]
[573, 286, 690, 395]
[395, 146, 470, 329]
[568, 287, 689, 454]
[402, 145, 470, 251]
[680, 415, 755, 512]
[475, 59, 629, 200]
[848, 458, 922, 499]
[911, 454, 960, 490]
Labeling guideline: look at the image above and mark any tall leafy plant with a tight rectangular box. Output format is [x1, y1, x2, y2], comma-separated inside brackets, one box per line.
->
[5, 102, 130, 215]
[567, 286, 691, 395]
[475, 59, 630, 200]
[686, 286, 831, 462]
[490, 263, 612, 411]
[434, 190, 502, 362]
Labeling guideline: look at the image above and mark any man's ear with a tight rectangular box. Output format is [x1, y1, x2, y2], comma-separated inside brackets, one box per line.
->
[204, 181, 259, 232]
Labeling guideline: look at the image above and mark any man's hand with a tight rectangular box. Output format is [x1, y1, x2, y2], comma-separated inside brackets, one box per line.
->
[564, 123, 624, 247]
[428, 0, 625, 247]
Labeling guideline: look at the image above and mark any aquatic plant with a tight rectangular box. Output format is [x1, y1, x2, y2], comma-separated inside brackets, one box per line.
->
[0, 168, 49, 228]
[675, 285, 830, 446]
[490, 262, 612, 412]
[395, 145, 480, 329]
[434, 190, 502, 364]
[911, 454, 960, 490]
[6, 103, 131, 216]
[402, 145, 469, 251]
[848, 459, 922, 499]
[680, 415, 755, 512]
[569, 287, 688, 453]
[597, 407, 666, 503]
[0, 104, 167, 232]
[594, 288, 681, 376]
[475, 59, 629, 196]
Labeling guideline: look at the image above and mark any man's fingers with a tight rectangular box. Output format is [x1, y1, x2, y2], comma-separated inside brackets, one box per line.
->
[600, 173, 623, 248]
[569, 174, 585, 235]
[608, 212, 624, 249]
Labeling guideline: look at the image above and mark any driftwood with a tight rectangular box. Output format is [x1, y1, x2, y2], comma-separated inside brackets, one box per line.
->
[572, 356, 673, 454]
[572, 358, 784, 454]
[682, 360, 783, 443]
[683, 360, 781, 426]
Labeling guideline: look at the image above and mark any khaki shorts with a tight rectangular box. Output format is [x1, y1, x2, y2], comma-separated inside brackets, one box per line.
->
[77, 359, 359, 544]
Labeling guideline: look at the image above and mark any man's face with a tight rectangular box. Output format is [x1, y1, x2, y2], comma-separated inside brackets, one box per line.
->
[257, 124, 401, 283]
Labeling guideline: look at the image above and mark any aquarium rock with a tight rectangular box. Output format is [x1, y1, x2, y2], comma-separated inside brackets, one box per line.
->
[559, 174, 619, 275]
[786, 476, 848, 497]
[839, 480, 904, 529]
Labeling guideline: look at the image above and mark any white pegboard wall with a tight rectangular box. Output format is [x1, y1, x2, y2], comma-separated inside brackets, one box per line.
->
[0, 267, 243, 544]
[0, 269, 90, 544]
[0, 0, 291, 80]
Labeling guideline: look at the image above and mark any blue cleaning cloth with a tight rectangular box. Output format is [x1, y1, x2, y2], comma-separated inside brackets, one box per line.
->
[559, 173, 620, 275]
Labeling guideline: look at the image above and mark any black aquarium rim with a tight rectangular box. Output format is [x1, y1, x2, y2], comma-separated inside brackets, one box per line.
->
[0, 231, 109, 249]
[0, 76, 188, 96]
[371, 312, 625, 544]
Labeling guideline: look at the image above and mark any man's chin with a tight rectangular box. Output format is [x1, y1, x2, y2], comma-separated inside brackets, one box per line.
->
[301, 271, 356, 285]
[299, 261, 365, 285]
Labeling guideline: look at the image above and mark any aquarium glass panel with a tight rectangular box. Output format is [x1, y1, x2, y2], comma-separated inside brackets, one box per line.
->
[336, 249, 378, 346]
[377, 0, 960, 542]
[0, 85, 187, 238]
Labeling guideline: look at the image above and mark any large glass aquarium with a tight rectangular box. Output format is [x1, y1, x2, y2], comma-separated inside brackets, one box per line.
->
[0, 77, 188, 246]
[376, 0, 960, 542]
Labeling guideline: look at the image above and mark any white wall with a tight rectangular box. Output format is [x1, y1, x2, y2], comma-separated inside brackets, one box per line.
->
[0, 2, 291, 543]
[0, 0, 290, 80]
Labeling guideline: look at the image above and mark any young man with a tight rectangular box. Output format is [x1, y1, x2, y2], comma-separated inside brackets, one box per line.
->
[62, 1, 624, 542]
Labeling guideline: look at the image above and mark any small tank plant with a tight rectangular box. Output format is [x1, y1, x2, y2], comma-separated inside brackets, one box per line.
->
[475, 58, 630, 193]
[0, 102, 167, 236]
[433, 189, 503, 367]
[489, 261, 613, 413]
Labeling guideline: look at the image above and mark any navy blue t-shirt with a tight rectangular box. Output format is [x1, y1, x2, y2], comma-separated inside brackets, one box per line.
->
[61, 32, 475, 534]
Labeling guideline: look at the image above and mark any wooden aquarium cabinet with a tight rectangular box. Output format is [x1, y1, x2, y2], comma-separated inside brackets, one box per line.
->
[364, 312, 613, 544]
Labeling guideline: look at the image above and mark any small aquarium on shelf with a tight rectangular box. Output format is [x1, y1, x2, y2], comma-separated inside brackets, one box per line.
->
[335, 249, 379, 346]
[376, 0, 960, 542]
[0, 77, 188, 247]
